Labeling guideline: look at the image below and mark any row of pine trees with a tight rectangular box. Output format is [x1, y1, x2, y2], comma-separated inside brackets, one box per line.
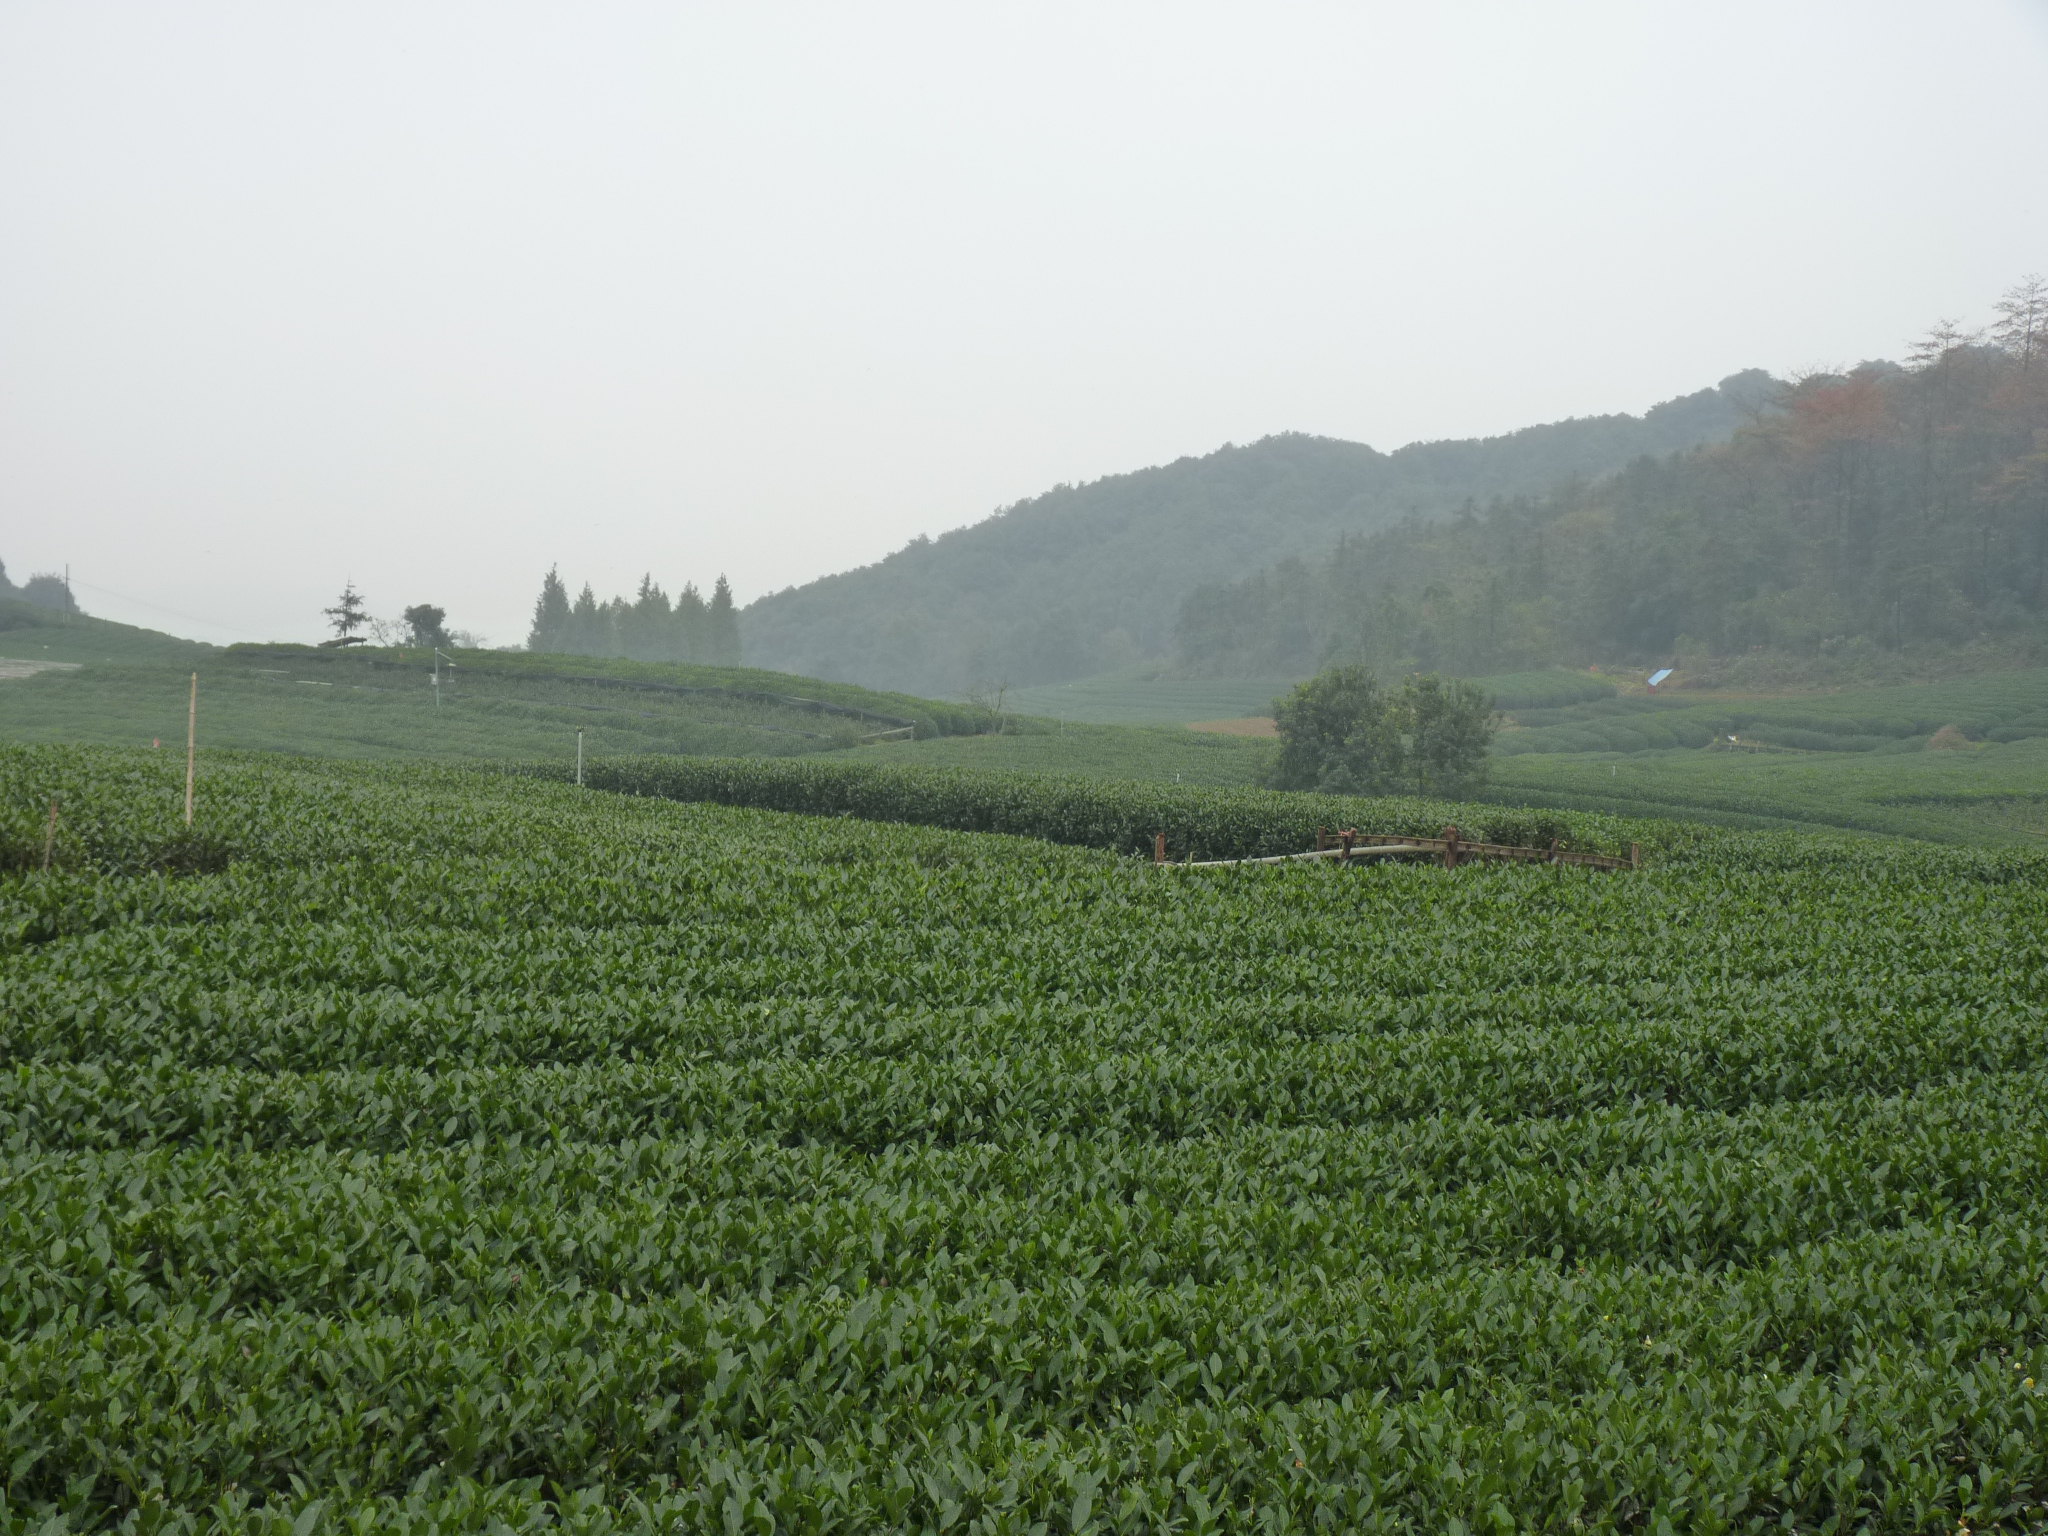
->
[526, 568, 742, 666]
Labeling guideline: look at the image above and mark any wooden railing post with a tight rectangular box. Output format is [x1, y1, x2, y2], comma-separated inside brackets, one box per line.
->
[1630, 842, 1641, 870]
[1340, 828, 1355, 863]
[1154, 831, 1166, 865]
[1442, 825, 1459, 870]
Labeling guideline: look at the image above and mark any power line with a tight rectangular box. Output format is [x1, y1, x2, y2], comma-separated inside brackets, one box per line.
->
[63, 579, 277, 640]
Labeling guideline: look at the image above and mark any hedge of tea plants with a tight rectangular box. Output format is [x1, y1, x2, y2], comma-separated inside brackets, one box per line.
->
[530, 754, 1637, 863]
[4, 745, 2048, 1533]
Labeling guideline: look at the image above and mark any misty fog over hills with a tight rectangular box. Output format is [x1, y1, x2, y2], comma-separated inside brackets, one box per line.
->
[738, 373, 1774, 696]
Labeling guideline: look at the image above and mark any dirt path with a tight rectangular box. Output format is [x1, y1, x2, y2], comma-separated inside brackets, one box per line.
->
[0, 657, 83, 681]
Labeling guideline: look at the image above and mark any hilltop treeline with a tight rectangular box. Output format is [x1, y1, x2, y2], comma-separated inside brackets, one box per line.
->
[1178, 279, 2048, 678]
[738, 377, 1769, 695]
[527, 568, 741, 666]
[0, 559, 78, 615]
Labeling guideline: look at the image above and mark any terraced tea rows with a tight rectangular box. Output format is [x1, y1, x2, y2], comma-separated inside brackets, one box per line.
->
[3, 746, 2047, 1532]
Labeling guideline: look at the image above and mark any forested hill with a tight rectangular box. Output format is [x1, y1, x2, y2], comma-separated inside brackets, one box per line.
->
[738, 373, 1773, 696]
[1176, 336, 2048, 681]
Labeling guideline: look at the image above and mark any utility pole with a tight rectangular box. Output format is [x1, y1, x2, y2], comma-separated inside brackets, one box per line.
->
[432, 648, 456, 707]
[575, 729, 584, 787]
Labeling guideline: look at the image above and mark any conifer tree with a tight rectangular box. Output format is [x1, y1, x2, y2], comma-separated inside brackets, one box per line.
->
[527, 567, 571, 652]
[674, 582, 708, 663]
[706, 575, 742, 667]
[568, 583, 602, 656]
[521, 568, 736, 663]
[1993, 274, 2047, 369]
[629, 575, 671, 661]
[323, 581, 369, 644]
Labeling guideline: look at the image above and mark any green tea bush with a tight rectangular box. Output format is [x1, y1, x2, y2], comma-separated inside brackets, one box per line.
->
[4, 745, 2047, 1532]
[530, 753, 1641, 859]
[1467, 670, 1617, 710]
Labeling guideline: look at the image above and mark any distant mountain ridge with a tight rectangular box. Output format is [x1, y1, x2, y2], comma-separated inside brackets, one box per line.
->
[1174, 342, 2048, 682]
[738, 372, 1776, 696]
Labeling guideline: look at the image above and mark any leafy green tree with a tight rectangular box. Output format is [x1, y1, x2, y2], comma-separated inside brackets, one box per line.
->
[527, 567, 571, 652]
[1268, 666, 1405, 792]
[1270, 666, 1495, 796]
[402, 604, 450, 648]
[1402, 673, 1496, 795]
[18, 573, 79, 613]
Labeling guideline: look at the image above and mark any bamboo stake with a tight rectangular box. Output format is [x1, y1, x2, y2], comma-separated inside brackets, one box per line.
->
[184, 673, 198, 828]
[42, 798, 59, 871]
[1177, 844, 1429, 868]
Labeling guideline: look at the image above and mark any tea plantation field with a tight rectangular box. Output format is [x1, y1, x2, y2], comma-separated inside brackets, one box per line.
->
[5, 746, 2048, 1532]
[999, 668, 1614, 727]
[861, 669, 2048, 849]
[0, 620, 985, 765]
[849, 722, 1275, 789]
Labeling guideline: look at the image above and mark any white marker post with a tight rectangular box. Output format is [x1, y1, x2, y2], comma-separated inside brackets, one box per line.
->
[576, 729, 584, 787]
[184, 673, 198, 827]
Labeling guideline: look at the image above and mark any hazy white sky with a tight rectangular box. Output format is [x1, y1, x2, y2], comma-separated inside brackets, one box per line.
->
[4, 1, 2046, 646]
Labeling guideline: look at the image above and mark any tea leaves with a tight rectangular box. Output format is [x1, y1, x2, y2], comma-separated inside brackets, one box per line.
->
[3, 746, 2047, 1532]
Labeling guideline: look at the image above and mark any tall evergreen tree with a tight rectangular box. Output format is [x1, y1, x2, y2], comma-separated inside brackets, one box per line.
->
[673, 582, 708, 663]
[568, 583, 603, 656]
[323, 581, 368, 644]
[521, 568, 736, 664]
[527, 567, 572, 652]
[706, 575, 742, 667]
[598, 596, 629, 658]
[628, 575, 672, 661]
[1994, 274, 2048, 370]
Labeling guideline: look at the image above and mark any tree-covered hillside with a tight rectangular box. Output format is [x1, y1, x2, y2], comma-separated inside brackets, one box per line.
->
[738, 375, 1773, 696]
[1180, 290, 2048, 681]
[0, 559, 80, 616]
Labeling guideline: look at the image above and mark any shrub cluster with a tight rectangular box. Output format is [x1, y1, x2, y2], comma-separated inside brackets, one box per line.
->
[525, 753, 1622, 860]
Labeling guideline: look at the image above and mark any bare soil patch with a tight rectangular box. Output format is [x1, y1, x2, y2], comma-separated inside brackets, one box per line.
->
[0, 657, 82, 681]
